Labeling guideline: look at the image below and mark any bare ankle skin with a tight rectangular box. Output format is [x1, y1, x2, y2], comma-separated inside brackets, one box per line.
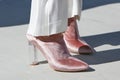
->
[35, 33, 63, 42]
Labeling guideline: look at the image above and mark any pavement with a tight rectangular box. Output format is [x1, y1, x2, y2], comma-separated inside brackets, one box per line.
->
[0, 1, 120, 80]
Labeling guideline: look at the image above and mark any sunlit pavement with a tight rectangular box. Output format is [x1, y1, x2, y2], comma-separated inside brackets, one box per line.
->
[0, 2, 120, 80]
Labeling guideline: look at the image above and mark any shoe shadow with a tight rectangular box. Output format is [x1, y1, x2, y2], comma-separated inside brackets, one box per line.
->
[38, 60, 48, 65]
[82, 31, 120, 48]
[74, 49, 120, 65]
[75, 31, 120, 64]
[74, 31, 120, 71]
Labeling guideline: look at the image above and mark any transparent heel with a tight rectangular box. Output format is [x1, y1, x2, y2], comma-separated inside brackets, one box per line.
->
[28, 42, 39, 66]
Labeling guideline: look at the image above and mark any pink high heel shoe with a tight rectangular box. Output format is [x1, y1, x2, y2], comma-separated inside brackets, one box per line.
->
[64, 17, 94, 54]
[26, 33, 89, 72]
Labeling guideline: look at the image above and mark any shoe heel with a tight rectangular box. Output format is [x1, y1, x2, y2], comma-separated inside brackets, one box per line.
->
[28, 41, 39, 66]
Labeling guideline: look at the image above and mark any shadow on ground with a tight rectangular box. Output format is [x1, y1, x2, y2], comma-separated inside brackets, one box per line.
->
[83, 0, 120, 10]
[74, 31, 120, 65]
[0, 0, 120, 27]
[0, 0, 31, 27]
[83, 31, 120, 48]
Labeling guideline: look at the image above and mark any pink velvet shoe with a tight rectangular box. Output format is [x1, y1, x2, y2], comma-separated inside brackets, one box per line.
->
[63, 17, 94, 54]
[26, 33, 89, 72]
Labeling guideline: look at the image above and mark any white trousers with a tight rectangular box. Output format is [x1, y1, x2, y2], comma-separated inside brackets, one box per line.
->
[27, 0, 82, 36]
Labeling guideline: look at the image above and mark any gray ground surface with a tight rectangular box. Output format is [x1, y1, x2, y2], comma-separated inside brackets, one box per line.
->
[0, 1, 120, 80]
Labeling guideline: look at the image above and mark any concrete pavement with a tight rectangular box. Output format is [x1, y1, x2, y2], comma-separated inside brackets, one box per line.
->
[0, 2, 120, 80]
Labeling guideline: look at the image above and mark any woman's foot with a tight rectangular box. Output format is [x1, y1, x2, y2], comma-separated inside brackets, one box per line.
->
[63, 17, 94, 54]
[26, 33, 89, 72]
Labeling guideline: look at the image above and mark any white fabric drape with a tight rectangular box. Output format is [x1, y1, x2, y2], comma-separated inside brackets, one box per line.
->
[27, 0, 82, 36]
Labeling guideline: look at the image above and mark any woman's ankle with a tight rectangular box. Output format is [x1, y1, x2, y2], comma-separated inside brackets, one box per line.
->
[35, 33, 64, 42]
